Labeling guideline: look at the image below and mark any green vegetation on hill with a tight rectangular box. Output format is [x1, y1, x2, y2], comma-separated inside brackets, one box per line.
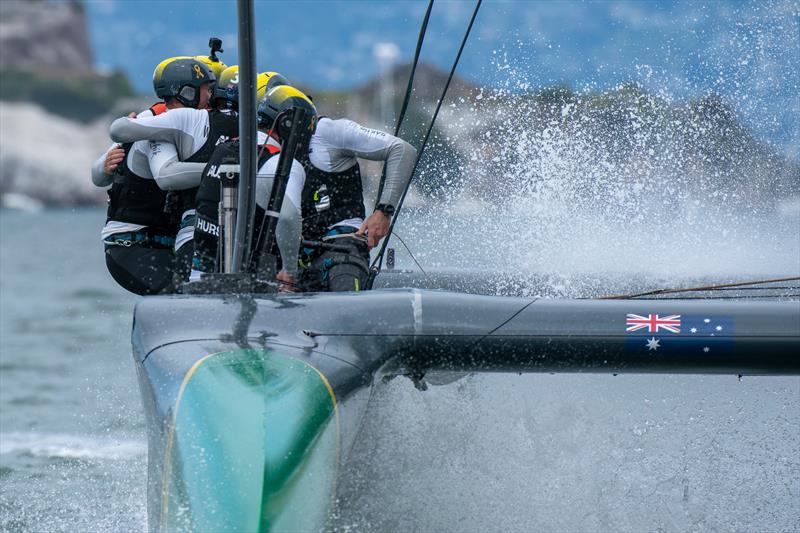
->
[0, 68, 134, 122]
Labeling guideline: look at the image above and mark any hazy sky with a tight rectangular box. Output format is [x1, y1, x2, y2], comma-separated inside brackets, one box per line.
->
[85, 0, 799, 159]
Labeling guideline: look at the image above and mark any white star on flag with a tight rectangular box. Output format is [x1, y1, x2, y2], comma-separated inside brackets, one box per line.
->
[646, 337, 660, 351]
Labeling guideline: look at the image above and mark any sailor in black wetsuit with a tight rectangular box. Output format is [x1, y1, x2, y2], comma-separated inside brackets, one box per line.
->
[297, 116, 416, 292]
[109, 63, 242, 288]
[192, 84, 312, 292]
[92, 56, 219, 294]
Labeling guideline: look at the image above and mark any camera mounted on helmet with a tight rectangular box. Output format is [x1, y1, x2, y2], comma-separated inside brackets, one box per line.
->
[188, 37, 227, 79]
[208, 37, 223, 62]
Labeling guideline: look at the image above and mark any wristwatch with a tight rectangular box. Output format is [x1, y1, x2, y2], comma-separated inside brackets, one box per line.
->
[375, 203, 395, 217]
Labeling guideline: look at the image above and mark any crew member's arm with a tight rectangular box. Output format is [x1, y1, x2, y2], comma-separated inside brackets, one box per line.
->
[109, 108, 207, 160]
[91, 143, 124, 187]
[255, 157, 306, 290]
[93, 111, 142, 186]
[147, 141, 208, 190]
[331, 119, 417, 247]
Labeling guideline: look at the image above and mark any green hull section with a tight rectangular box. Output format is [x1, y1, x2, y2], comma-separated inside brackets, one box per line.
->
[160, 349, 338, 532]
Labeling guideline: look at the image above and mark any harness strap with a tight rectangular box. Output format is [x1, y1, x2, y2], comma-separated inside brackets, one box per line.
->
[104, 230, 175, 248]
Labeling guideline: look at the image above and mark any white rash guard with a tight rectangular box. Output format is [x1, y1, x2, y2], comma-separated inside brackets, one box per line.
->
[307, 117, 416, 229]
[109, 107, 214, 190]
[109, 110, 271, 191]
[255, 141, 305, 277]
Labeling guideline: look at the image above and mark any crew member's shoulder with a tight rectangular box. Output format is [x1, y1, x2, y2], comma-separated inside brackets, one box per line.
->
[168, 107, 208, 118]
[317, 116, 359, 131]
[314, 117, 372, 143]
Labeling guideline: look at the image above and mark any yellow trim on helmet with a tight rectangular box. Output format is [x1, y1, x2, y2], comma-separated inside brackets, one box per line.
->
[256, 72, 271, 100]
[192, 55, 228, 78]
[266, 85, 314, 108]
[217, 68, 284, 101]
[153, 55, 217, 84]
[218, 65, 239, 88]
[152, 56, 192, 82]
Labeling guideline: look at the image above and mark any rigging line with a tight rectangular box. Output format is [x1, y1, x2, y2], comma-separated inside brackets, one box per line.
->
[391, 232, 429, 278]
[595, 276, 800, 300]
[686, 285, 800, 292]
[248, 115, 281, 269]
[374, 0, 434, 206]
[371, 0, 483, 277]
[611, 294, 800, 301]
[467, 298, 537, 350]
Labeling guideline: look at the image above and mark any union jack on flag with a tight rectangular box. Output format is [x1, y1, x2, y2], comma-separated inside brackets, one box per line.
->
[626, 313, 681, 333]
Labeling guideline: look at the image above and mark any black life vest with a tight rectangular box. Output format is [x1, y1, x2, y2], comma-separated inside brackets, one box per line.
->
[106, 102, 177, 231]
[195, 139, 276, 219]
[170, 109, 240, 216]
[193, 139, 279, 274]
[299, 152, 365, 240]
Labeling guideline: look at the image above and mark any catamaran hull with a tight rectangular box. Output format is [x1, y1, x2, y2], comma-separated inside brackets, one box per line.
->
[133, 290, 800, 531]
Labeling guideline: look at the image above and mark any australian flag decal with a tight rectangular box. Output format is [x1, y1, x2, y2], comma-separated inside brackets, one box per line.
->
[626, 314, 734, 356]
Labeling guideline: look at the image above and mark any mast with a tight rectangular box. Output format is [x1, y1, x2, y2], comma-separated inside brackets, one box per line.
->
[232, 0, 257, 273]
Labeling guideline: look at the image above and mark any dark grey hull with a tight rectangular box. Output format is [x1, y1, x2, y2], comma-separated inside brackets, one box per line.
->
[133, 275, 800, 531]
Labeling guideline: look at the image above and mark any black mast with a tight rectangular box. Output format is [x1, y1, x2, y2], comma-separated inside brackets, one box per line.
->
[232, 0, 257, 273]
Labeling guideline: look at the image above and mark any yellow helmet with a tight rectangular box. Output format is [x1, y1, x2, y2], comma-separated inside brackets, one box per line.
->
[192, 55, 227, 78]
[257, 85, 317, 139]
[257, 72, 290, 99]
[213, 67, 292, 110]
[153, 56, 215, 108]
[213, 65, 240, 109]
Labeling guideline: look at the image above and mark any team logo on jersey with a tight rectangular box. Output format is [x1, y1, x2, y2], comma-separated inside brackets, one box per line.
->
[197, 217, 219, 237]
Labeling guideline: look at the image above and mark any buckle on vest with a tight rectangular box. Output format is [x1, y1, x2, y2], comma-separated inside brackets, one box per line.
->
[314, 185, 331, 213]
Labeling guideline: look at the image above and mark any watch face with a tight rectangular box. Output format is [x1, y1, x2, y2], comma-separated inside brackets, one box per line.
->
[377, 204, 395, 216]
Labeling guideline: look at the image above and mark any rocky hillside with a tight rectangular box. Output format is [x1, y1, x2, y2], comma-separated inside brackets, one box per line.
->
[0, 0, 138, 206]
[0, 1, 796, 211]
[1, 0, 92, 72]
[0, 101, 111, 206]
[0, 0, 133, 123]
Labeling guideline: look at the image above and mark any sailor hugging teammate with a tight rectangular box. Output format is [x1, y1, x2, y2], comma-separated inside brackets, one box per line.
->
[92, 42, 416, 295]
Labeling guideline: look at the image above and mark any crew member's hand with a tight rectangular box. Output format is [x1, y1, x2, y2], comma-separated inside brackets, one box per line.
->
[104, 145, 126, 174]
[357, 210, 390, 249]
[276, 270, 297, 293]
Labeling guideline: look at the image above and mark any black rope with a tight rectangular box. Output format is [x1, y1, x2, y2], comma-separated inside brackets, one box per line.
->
[391, 232, 429, 278]
[374, 0, 434, 206]
[596, 276, 800, 300]
[395, 0, 433, 137]
[369, 0, 482, 286]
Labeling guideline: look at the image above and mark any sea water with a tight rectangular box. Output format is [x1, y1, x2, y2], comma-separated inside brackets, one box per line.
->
[0, 209, 145, 532]
[1, 208, 798, 532]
